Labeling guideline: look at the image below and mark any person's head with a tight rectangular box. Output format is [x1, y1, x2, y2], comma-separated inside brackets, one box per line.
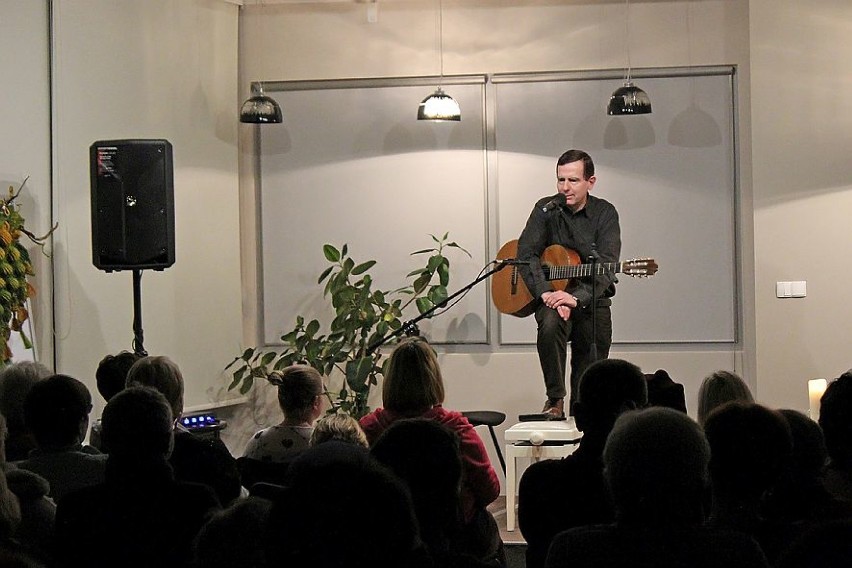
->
[604, 407, 710, 526]
[268, 365, 323, 424]
[371, 419, 463, 549]
[703, 401, 792, 504]
[309, 413, 368, 448]
[194, 497, 272, 568]
[819, 372, 852, 468]
[24, 374, 93, 450]
[0, 361, 51, 460]
[556, 149, 596, 212]
[382, 337, 444, 415]
[126, 355, 184, 420]
[573, 358, 648, 435]
[778, 409, 828, 485]
[697, 370, 754, 426]
[96, 351, 141, 403]
[101, 386, 174, 459]
[266, 441, 422, 568]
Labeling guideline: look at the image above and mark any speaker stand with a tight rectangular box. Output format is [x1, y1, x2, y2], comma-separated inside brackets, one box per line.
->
[132, 269, 148, 357]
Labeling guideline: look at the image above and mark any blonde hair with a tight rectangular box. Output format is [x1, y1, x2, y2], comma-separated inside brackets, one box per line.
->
[382, 337, 445, 414]
[269, 365, 323, 423]
[697, 370, 754, 426]
[310, 413, 368, 448]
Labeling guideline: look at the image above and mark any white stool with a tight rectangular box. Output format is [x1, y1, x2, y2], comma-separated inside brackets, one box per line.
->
[504, 419, 582, 532]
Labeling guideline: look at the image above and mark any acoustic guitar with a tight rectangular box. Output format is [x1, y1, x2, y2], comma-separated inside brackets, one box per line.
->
[491, 239, 658, 317]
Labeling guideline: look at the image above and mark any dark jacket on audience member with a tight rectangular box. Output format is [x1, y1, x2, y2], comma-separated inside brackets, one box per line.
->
[170, 428, 241, 506]
[54, 457, 220, 568]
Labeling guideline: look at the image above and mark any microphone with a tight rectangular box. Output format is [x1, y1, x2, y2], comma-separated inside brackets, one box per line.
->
[541, 194, 566, 212]
[498, 258, 531, 266]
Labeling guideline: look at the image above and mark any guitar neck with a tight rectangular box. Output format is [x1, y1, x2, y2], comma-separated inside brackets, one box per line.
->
[544, 261, 622, 281]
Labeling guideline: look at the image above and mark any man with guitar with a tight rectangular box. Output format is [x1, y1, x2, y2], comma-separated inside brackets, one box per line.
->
[516, 149, 620, 419]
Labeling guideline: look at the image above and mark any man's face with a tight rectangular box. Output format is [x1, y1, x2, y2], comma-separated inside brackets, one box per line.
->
[556, 160, 595, 212]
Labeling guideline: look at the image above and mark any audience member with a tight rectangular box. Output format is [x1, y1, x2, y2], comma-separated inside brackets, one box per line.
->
[126, 355, 241, 505]
[15, 375, 107, 501]
[359, 337, 502, 565]
[819, 371, 852, 504]
[643, 368, 687, 413]
[545, 407, 769, 568]
[0, 362, 51, 462]
[763, 409, 852, 551]
[519, 358, 648, 568]
[193, 497, 272, 568]
[89, 350, 140, 450]
[704, 401, 793, 563]
[54, 386, 221, 568]
[372, 418, 494, 567]
[0, 414, 54, 565]
[309, 412, 368, 448]
[697, 370, 754, 426]
[243, 365, 323, 462]
[775, 518, 852, 568]
[264, 440, 429, 568]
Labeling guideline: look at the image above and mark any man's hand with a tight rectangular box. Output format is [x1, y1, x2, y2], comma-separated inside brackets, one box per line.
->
[541, 291, 578, 321]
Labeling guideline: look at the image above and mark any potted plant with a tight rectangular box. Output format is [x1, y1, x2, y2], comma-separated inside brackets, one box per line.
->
[227, 233, 469, 418]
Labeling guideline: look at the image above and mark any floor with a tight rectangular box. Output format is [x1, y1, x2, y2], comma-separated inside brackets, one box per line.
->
[488, 496, 527, 568]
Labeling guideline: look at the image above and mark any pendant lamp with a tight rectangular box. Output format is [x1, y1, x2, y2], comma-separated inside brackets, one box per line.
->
[240, 83, 283, 124]
[418, 0, 460, 121]
[607, 0, 652, 116]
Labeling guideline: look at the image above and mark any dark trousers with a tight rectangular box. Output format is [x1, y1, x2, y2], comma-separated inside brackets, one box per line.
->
[534, 303, 612, 412]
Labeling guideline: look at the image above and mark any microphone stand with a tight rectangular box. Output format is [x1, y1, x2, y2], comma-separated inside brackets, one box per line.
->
[588, 244, 598, 363]
[366, 260, 517, 355]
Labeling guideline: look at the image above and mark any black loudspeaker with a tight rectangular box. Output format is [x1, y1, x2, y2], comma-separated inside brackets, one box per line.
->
[90, 139, 175, 272]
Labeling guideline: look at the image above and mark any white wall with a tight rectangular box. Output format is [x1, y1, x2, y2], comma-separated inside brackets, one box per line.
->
[51, 0, 243, 416]
[0, 1, 53, 367]
[235, 1, 755, 469]
[750, 0, 852, 408]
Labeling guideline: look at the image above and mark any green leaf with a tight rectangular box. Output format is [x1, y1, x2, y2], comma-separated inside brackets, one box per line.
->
[317, 266, 334, 284]
[351, 260, 376, 275]
[410, 248, 434, 256]
[323, 244, 341, 262]
[345, 357, 373, 392]
[428, 285, 448, 306]
[416, 297, 433, 314]
[240, 348, 255, 361]
[342, 243, 348, 257]
[427, 254, 443, 273]
[238, 376, 254, 395]
[437, 262, 449, 286]
[413, 273, 431, 294]
[446, 241, 472, 257]
[260, 352, 277, 367]
[305, 319, 321, 337]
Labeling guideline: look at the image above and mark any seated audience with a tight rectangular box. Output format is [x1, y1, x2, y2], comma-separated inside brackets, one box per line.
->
[519, 358, 648, 568]
[359, 336, 502, 565]
[545, 407, 769, 568]
[15, 375, 107, 501]
[243, 365, 323, 462]
[126, 355, 241, 506]
[89, 350, 140, 450]
[697, 370, 754, 426]
[0, 414, 53, 565]
[0, 362, 51, 462]
[764, 409, 851, 528]
[644, 368, 687, 413]
[54, 386, 221, 568]
[309, 412, 369, 448]
[193, 497, 272, 568]
[704, 401, 793, 563]
[264, 440, 429, 568]
[819, 371, 852, 504]
[372, 418, 494, 567]
[776, 518, 852, 568]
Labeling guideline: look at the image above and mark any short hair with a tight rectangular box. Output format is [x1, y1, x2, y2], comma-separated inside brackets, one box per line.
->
[703, 401, 792, 501]
[24, 374, 92, 449]
[819, 372, 852, 467]
[604, 407, 710, 525]
[101, 386, 174, 458]
[697, 370, 754, 425]
[0, 361, 51, 430]
[269, 365, 323, 422]
[193, 497, 272, 568]
[574, 358, 648, 430]
[557, 149, 595, 179]
[381, 337, 445, 414]
[96, 351, 141, 402]
[779, 409, 828, 482]
[126, 356, 184, 419]
[310, 413, 368, 448]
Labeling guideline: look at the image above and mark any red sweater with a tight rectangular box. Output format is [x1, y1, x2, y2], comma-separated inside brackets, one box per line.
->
[360, 405, 500, 522]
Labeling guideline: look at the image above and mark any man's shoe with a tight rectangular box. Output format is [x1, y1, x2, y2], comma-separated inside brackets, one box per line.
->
[542, 398, 565, 420]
